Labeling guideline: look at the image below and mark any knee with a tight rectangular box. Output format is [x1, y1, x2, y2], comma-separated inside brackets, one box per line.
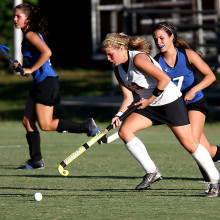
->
[118, 126, 129, 141]
[118, 129, 123, 140]
[22, 117, 28, 128]
[181, 139, 198, 154]
[38, 122, 51, 131]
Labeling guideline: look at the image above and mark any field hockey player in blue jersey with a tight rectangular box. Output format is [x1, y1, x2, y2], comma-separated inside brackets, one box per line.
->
[102, 33, 219, 197]
[152, 22, 220, 182]
[13, 3, 100, 169]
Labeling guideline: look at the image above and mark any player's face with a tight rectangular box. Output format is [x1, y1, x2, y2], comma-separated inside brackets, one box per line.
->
[153, 29, 173, 52]
[14, 9, 28, 30]
[104, 46, 126, 66]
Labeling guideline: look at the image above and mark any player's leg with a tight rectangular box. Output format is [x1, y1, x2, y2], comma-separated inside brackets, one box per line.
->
[19, 97, 44, 169]
[170, 124, 220, 197]
[200, 133, 220, 162]
[188, 110, 214, 181]
[188, 110, 216, 156]
[57, 118, 100, 137]
[119, 113, 163, 190]
[35, 103, 59, 131]
[33, 76, 99, 136]
[35, 103, 99, 136]
[23, 97, 38, 132]
[188, 110, 220, 180]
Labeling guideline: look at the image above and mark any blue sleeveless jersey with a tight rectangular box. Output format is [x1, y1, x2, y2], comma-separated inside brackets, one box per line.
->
[154, 48, 204, 105]
[22, 33, 58, 85]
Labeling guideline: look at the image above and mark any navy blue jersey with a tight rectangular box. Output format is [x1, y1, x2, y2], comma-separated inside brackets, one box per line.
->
[22, 32, 58, 85]
[154, 48, 204, 105]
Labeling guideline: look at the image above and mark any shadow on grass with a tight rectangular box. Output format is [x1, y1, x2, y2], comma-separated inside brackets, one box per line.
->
[0, 186, 204, 198]
[0, 173, 203, 182]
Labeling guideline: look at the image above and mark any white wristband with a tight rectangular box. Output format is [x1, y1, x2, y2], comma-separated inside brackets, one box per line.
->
[115, 111, 123, 117]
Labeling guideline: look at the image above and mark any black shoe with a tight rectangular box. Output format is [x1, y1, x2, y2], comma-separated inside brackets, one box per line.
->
[18, 159, 45, 169]
[136, 168, 163, 190]
[205, 183, 220, 197]
[86, 118, 100, 137]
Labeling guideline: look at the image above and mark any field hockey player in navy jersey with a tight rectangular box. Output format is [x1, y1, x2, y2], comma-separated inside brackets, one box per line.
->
[13, 3, 100, 169]
[152, 22, 220, 182]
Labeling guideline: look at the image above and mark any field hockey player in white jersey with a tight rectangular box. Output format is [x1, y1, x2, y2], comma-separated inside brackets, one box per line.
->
[102, 33, 220, 197]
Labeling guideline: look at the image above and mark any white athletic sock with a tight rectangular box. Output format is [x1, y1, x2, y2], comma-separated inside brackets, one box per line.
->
[125, 137, 157, 173]
[192, 144, 220, 184]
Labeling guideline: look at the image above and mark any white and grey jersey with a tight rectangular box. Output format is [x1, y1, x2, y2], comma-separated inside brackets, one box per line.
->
[117, 50, 182, 106]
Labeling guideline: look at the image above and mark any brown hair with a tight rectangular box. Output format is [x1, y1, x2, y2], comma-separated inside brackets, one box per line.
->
[152, 21, 203, 56]
[14, 3, 48, 36]
[102, 33, 151, 54]
[152, 21, 191, 49]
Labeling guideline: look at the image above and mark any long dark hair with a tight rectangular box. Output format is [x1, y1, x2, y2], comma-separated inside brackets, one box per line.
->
[15, 3, 48, 37]
[152, 21, 191, 49]
[152, 21, 203, 56]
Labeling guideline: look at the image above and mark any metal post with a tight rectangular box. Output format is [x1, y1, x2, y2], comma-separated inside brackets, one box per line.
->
[110, 10, 119, 90]
[197, 0, 205, 55]
[215, 0, 220, 65]
[91, 0, 101, 59]
[110, 11, 118, 33]
[13, 0, 23, 65]
[123, 0, 131, 33]
[171, 0, 180, 24]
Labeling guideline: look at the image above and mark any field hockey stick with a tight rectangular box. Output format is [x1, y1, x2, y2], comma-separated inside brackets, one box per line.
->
[102, 131, 120, 144]
[0, 45, 25, 75]
[101, 103, 146, 144]
[101, 103, 147, 144]
[58, 104, 140, 176]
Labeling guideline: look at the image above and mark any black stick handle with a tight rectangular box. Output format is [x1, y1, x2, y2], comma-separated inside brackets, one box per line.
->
[106, 104, 140, 131]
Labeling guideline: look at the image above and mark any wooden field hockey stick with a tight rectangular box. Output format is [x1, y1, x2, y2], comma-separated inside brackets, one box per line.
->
[57, 104, 140, 176]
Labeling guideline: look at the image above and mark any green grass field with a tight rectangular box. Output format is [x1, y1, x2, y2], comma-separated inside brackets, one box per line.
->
[0, 121, 220, 220]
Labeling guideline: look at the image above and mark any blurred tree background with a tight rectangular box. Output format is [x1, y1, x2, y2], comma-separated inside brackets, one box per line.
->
[0, 0, 39, 70]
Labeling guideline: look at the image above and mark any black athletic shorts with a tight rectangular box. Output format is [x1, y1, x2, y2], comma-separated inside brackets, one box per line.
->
[135, 97, 190, 127]
[29, 76, 60, 106]
[186, 97, 208, 117]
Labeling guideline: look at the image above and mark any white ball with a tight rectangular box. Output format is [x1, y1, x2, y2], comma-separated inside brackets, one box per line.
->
[34, 192, 43, 201]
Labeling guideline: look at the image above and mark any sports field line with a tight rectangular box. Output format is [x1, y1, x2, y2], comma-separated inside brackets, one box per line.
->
[0, 145, 21, 149]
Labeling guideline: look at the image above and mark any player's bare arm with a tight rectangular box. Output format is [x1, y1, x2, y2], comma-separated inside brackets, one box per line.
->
[112, 69, 134, 128]
[24, 31, 52, 74]
[134, 53, 170, 108]
[186, 49, 216, 92]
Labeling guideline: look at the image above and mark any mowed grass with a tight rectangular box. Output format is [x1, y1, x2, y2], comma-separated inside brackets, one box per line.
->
[0, 121, 220, 220]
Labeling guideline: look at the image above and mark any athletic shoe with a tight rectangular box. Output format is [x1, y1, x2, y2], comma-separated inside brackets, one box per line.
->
[205, 183, 220, 197]
[87, 118, 100, 137]
[136, 168, 163, 190]
[18, 159, 45, 170]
